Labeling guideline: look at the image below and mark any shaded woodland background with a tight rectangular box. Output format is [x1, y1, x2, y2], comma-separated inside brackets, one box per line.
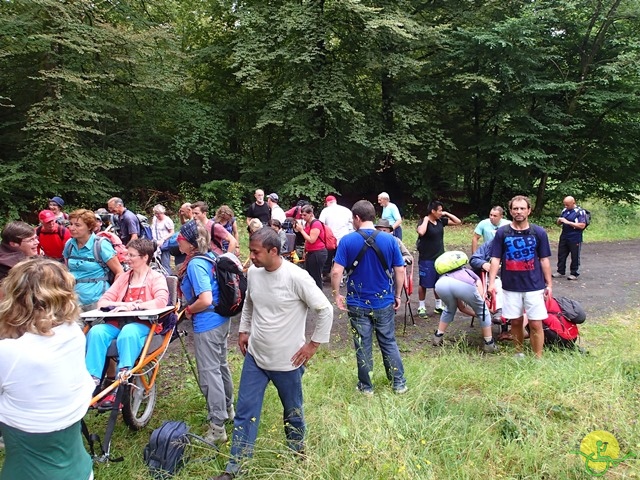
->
[1, 0, 639, 220]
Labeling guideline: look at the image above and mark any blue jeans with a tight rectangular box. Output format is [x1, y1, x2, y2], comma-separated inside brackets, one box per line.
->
[348, 303, 406, 392]
[226, 353, 305, 475]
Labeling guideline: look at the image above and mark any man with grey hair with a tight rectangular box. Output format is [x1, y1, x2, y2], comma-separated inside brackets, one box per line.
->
[107, 197, 139, 244]
[377, 192, 403, 239]
[245, 189, 271, 226]
[471, 206, 510, 253]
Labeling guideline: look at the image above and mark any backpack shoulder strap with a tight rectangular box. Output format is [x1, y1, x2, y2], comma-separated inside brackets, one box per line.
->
[92, 236, 109, 271]
[345, 230, 392, 279]
[62, 238, 73, 262]
[310, 219, 326, 245]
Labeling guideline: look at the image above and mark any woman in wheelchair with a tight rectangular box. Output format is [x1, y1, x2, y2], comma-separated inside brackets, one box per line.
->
[86, 239, 169, 408]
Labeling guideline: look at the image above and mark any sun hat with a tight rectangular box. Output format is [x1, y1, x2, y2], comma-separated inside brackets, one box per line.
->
[374, 218, 393, 231]
[49, 196, 65, 207]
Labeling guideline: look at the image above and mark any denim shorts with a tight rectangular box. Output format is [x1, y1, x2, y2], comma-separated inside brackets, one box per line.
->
[418, 260, 439, 288]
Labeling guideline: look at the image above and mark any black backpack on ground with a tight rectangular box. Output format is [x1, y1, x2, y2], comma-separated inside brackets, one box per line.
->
[195, 253, 247, 317]
[143, 421, 218, 479]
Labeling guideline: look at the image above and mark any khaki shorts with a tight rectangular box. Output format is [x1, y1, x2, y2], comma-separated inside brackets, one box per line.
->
[502, 289, 547, 321]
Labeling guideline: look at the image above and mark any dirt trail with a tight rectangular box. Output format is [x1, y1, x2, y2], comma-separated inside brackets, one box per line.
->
[174, 239, 640, 354]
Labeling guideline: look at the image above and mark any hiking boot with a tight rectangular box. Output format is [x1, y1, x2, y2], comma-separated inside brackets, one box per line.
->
[394, 385, 409, 395]
[204, 423, 227, 443]
[209, 474, 234, 480]
[417, 306, 428, 318]
[483, 339, 498, 353]
[551, 272, 564, 278]
[567, 274, 578, 280]
[432, 332, 444, 346]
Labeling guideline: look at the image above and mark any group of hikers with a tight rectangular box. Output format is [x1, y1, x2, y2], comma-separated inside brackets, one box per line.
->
[0, 191, 587, 479]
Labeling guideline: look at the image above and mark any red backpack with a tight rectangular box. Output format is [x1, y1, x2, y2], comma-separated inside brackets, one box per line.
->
[543, 297, 579, 348]
[312, 220, 337, 250]
[96, 231, 128, 265]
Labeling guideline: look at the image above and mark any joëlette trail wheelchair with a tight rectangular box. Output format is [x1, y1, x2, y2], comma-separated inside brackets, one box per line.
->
[80, 275, 182, 463]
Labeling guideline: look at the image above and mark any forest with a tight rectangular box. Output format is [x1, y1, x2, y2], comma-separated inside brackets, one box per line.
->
[1, 0, 639, 219]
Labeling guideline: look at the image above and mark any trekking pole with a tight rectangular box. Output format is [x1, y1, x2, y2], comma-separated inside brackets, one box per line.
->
[177, 325, 201, 389]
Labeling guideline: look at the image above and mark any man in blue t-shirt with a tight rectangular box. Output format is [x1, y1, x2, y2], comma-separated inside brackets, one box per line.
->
[554, 196, 587, 280]
[331, 200, 407, 395]
[471, 206, 510, 253]
[488, 195, 552, 358]
[107, 197, 140, 245]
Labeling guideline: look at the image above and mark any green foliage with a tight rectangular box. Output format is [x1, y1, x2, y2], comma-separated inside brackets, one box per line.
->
[2, 0, 640, 219]
[198, 180, 250, 217]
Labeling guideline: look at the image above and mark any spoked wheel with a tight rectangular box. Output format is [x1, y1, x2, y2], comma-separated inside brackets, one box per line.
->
[122, 369, 157, 430]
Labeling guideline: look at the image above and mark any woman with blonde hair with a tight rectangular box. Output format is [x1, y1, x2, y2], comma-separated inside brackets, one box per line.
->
[0, 257, 94, 480]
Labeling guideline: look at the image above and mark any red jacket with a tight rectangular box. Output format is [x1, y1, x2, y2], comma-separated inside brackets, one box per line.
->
[37, 225, 71, 260]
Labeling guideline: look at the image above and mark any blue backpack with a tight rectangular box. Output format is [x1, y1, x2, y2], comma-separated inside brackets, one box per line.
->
[136, 214, 154, 240]
[143, 420, 218, 479]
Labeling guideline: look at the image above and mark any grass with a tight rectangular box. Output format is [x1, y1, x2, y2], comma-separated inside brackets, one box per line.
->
[2, 203, 640, 478]
[50, 313, 639, 479]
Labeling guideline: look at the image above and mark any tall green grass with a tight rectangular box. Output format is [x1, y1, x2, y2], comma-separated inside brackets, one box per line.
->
[20, 314, 633, 480]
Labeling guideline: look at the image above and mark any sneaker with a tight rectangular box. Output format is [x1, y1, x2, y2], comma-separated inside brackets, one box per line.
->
[432, 332, 444, 346]
[551, 272, 564, 278]
[483, 339, 498, 353]
[491, 309, 503, 324]
[394, 385, 409, 395]
[434, 307, 443, 314]
[209, 474, 234, 480]
[97, 392, 122, 410]
[356, 386, 374, 396]
[567, 275, 578, 280]
[513, 352, 526, 360]
[417, 306, 428, 318]
[204, 423, 228, 443]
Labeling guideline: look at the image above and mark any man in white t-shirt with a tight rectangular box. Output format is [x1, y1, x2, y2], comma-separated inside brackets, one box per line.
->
[211, 227, 333, 480]
[471, 206, 509, 253]
[319, 195, 354, 278]
[267, 193, 286, 223]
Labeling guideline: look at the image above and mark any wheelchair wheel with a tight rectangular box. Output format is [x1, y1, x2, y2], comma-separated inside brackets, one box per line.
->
[122, 370, 156, 430]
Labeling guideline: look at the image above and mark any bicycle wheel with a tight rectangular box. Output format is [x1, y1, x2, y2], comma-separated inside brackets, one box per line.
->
[122, 370, 156, 430]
